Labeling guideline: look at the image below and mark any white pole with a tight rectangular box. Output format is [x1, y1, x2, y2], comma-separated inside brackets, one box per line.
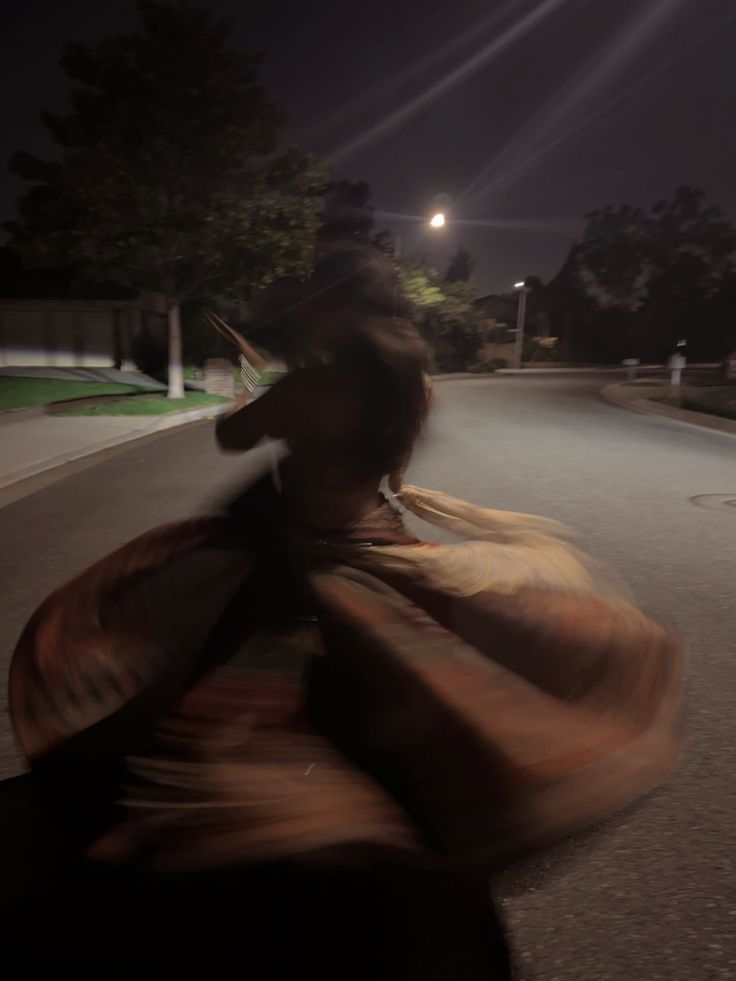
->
[167, 300, 185, 399]
[623, 358, 639, 382]
[514, 288, 527, 370]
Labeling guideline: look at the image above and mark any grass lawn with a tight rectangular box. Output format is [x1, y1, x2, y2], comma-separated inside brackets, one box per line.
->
[60, 391, 231, 416]
[0, 377, 144, 412]
[659, 385, 736, 420]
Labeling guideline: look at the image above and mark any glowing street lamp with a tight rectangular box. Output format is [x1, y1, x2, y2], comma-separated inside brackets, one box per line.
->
[513, 280, 529, 371]
[395, 212, 446, 258]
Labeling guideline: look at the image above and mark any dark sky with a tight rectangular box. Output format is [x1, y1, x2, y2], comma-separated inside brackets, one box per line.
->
[2, 0, 736, 293]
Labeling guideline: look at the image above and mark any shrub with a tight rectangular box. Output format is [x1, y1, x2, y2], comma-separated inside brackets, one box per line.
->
[467, 355, 508, 373]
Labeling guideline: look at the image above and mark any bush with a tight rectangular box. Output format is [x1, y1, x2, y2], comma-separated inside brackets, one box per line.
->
[523, 337, 557, 362]
[466, 355, 509, 374]
[399, 261, 485, 373]
[665, 386, 736, 420]
[431, 327, 485, 372]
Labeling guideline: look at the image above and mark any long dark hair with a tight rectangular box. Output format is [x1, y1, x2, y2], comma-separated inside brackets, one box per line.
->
[276, 241, 429, 477]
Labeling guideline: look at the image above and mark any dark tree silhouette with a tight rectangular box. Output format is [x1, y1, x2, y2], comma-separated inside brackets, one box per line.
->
[445, 244, 475, 283]
[321, 180, 375, 241]
[550, 187, 736, 361]
[6, 1, 327, 395]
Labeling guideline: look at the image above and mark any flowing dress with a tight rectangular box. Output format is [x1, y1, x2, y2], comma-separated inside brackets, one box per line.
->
[9, 472, 683, 880]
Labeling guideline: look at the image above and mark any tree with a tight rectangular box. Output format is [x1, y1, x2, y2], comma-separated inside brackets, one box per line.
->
[640, 188, 736, 358]
[399, 259, 485, 371]
[6, 1, 328, 396]
[321, 180, 374, 241]
[545, 248, 584, 362]
[0, 246, 23, 296]
[444, 244, 474, 283]
[573, 204, 650, 309]
[557, 187, 736, 361]
[319, 180, 408, 265]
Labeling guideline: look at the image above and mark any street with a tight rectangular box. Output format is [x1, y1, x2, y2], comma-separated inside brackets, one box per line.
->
[1, 374, 735, 980]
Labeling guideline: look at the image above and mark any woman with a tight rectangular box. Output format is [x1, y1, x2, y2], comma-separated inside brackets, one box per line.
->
[7, 243, 682, 976]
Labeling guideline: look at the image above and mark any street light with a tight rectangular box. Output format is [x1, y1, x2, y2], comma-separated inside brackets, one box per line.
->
[393, 212, 445, 259]
[513, 280, 528, 371]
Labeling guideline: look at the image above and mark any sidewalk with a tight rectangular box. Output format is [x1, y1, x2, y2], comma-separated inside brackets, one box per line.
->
[0, 400, 232, 491]
[433, 366, 655, 381]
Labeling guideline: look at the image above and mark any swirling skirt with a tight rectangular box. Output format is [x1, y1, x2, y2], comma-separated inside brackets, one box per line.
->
[5, 479, 683, 975]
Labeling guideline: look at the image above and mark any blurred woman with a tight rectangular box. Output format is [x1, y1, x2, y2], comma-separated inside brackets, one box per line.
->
[7, 242, 683, 978]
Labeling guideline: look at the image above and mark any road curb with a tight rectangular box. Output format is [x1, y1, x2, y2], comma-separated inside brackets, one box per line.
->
[431, 372, 497, 381]
[600, 382, 736, 437]
[431, 367, 628, 381]
[495, 367, 625, 375]
[0, 402, 233, 492]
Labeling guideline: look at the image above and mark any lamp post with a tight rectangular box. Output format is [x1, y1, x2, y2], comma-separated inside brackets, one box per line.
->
[513, 281, 528, 371]
[430, 216, 528, 369]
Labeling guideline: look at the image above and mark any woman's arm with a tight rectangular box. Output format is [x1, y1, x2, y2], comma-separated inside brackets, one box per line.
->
[215, 377, 295, 452]
[216, 366, 359, 453]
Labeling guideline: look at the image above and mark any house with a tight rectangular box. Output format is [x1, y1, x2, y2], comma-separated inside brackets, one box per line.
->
[475, 293, 518, 342]
[0, 258, 165, 369]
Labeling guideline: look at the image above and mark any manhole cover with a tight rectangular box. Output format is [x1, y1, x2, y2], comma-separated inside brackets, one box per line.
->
[689, 494, 736, 513]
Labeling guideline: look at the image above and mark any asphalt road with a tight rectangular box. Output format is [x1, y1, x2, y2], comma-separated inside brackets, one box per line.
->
[2, 374, 735, 980]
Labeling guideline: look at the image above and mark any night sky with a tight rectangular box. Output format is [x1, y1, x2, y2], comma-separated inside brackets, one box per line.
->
[2, 0, 736, 293]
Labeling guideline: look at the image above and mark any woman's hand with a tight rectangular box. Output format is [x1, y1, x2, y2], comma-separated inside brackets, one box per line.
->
[388, 469, 404, 494]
